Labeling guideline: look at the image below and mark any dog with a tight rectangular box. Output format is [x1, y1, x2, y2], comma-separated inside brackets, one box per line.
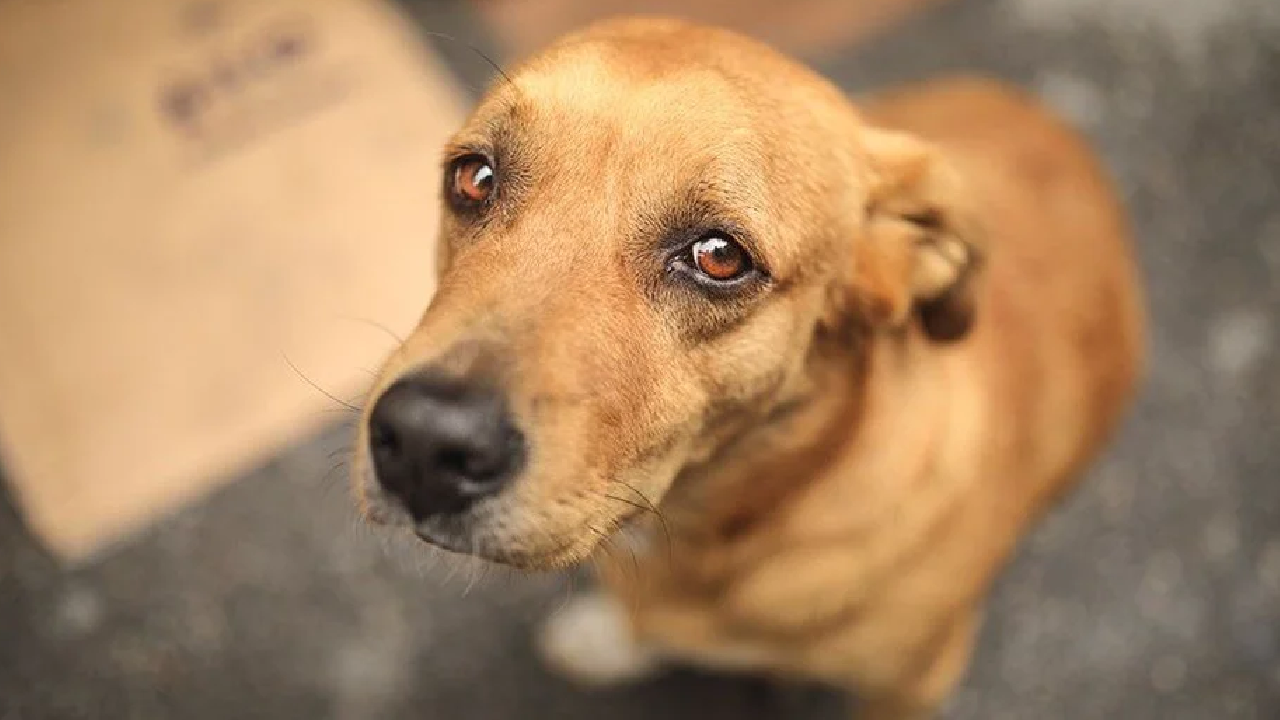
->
[350, 17, 1145, 719]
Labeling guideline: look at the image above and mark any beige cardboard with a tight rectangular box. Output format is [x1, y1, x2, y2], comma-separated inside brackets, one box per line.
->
[0, 0, 465, 561]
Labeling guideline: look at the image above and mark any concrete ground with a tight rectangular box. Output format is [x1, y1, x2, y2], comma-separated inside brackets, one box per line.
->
[3, 0, 1279, 718]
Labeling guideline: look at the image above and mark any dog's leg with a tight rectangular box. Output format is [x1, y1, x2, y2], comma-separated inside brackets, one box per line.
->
[536, 592, 663, 686]
[852, 612, 978, 720]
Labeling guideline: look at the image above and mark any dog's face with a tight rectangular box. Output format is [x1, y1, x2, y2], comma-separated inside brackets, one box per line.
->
[352, 20, 982, 568]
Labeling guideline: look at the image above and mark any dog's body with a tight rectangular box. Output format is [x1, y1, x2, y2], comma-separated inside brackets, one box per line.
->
[353, 19, 1145, 719]
[544, 76, 1146, 719]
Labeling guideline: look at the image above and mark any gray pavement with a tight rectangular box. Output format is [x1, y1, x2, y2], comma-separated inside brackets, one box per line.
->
[2, 0, 1279, 718]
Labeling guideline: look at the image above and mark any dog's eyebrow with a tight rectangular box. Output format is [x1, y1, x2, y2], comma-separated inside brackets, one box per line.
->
[445, 96, 530, 161]
[668, 154, 772, 244]
[655, 189, 768, 268]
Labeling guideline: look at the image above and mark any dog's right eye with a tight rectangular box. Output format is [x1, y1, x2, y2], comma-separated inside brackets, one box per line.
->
[448, 154, 495, 209]
[666, 231, 764, 295]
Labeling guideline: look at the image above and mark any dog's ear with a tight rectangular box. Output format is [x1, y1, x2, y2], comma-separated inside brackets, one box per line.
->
[845, 126, 985, 343]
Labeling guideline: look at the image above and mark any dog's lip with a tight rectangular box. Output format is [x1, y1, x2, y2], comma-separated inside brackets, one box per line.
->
[411, 526, 474, 554]
[411, 525, 585, 567]
[409, 508, 645, 568]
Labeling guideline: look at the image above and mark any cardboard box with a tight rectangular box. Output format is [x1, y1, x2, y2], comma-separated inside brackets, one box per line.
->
[0, 0, 465, 561]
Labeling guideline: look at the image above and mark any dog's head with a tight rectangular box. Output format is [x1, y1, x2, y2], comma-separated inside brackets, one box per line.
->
[352, 19, 983, 568]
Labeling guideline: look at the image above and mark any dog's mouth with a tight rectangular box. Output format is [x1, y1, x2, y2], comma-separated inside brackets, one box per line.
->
[410, 525, 596, 571]
[392, 495, 651, 571]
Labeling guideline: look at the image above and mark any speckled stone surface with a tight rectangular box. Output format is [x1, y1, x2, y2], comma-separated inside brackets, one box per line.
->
[2, 0, 1278, 718]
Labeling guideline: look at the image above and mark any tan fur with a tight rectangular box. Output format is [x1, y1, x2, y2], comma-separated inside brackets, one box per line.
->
[352, 18, 1145, 719]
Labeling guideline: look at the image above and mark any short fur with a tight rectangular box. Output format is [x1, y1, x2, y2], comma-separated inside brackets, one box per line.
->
[352, 18, 1145, 719]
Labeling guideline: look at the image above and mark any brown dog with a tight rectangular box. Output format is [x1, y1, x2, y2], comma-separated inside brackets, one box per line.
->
[351, 17, 1145, 719]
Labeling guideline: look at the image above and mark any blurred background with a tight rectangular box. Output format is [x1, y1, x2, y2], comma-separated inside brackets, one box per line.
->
[1, 0, 1278, 718]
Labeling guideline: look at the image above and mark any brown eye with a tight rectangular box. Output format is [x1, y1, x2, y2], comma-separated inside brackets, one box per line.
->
[691, 235, 751, 281]
[450, 155, 495, 206]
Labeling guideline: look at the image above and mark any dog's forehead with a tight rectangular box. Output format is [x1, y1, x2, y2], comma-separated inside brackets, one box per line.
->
[487, 49, 757, 152]
[524, 48, 728, 104]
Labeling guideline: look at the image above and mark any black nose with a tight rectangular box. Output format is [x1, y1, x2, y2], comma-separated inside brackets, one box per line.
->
[367, 373, 524, 520]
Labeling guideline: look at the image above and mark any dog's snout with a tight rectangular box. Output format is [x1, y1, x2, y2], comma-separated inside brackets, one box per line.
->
[368, 374, 524, 520]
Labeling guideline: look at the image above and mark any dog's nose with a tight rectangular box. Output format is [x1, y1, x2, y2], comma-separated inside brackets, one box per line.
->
[367, 374, 524, 520]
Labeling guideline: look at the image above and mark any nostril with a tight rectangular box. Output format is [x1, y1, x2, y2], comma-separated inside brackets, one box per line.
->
[369, 419, 400, 457]
[434, 437, 508, 485]
[435, 447, 472, 476]
[461, 451, 500, 480]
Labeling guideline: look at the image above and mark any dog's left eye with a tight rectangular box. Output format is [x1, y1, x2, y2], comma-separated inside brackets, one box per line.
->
[687, 234, 752, 282]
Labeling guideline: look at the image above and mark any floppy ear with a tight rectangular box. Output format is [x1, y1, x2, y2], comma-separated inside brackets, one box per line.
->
[848, 126, 985, 343]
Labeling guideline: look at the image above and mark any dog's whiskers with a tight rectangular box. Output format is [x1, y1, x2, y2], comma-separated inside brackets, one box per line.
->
[422, 31, 519, 93]
[587, 523, 641, 588]
[335, 314, 407, 347]
[598, 492, 648, 515]
[282, 352, 363, 413]
[461, 538, 488, 597]
[320, 461, 349, 489]
[615, 481, 675, 559]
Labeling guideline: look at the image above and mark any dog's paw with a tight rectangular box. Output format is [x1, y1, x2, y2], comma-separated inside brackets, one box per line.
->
[536, 593, 661, 686]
